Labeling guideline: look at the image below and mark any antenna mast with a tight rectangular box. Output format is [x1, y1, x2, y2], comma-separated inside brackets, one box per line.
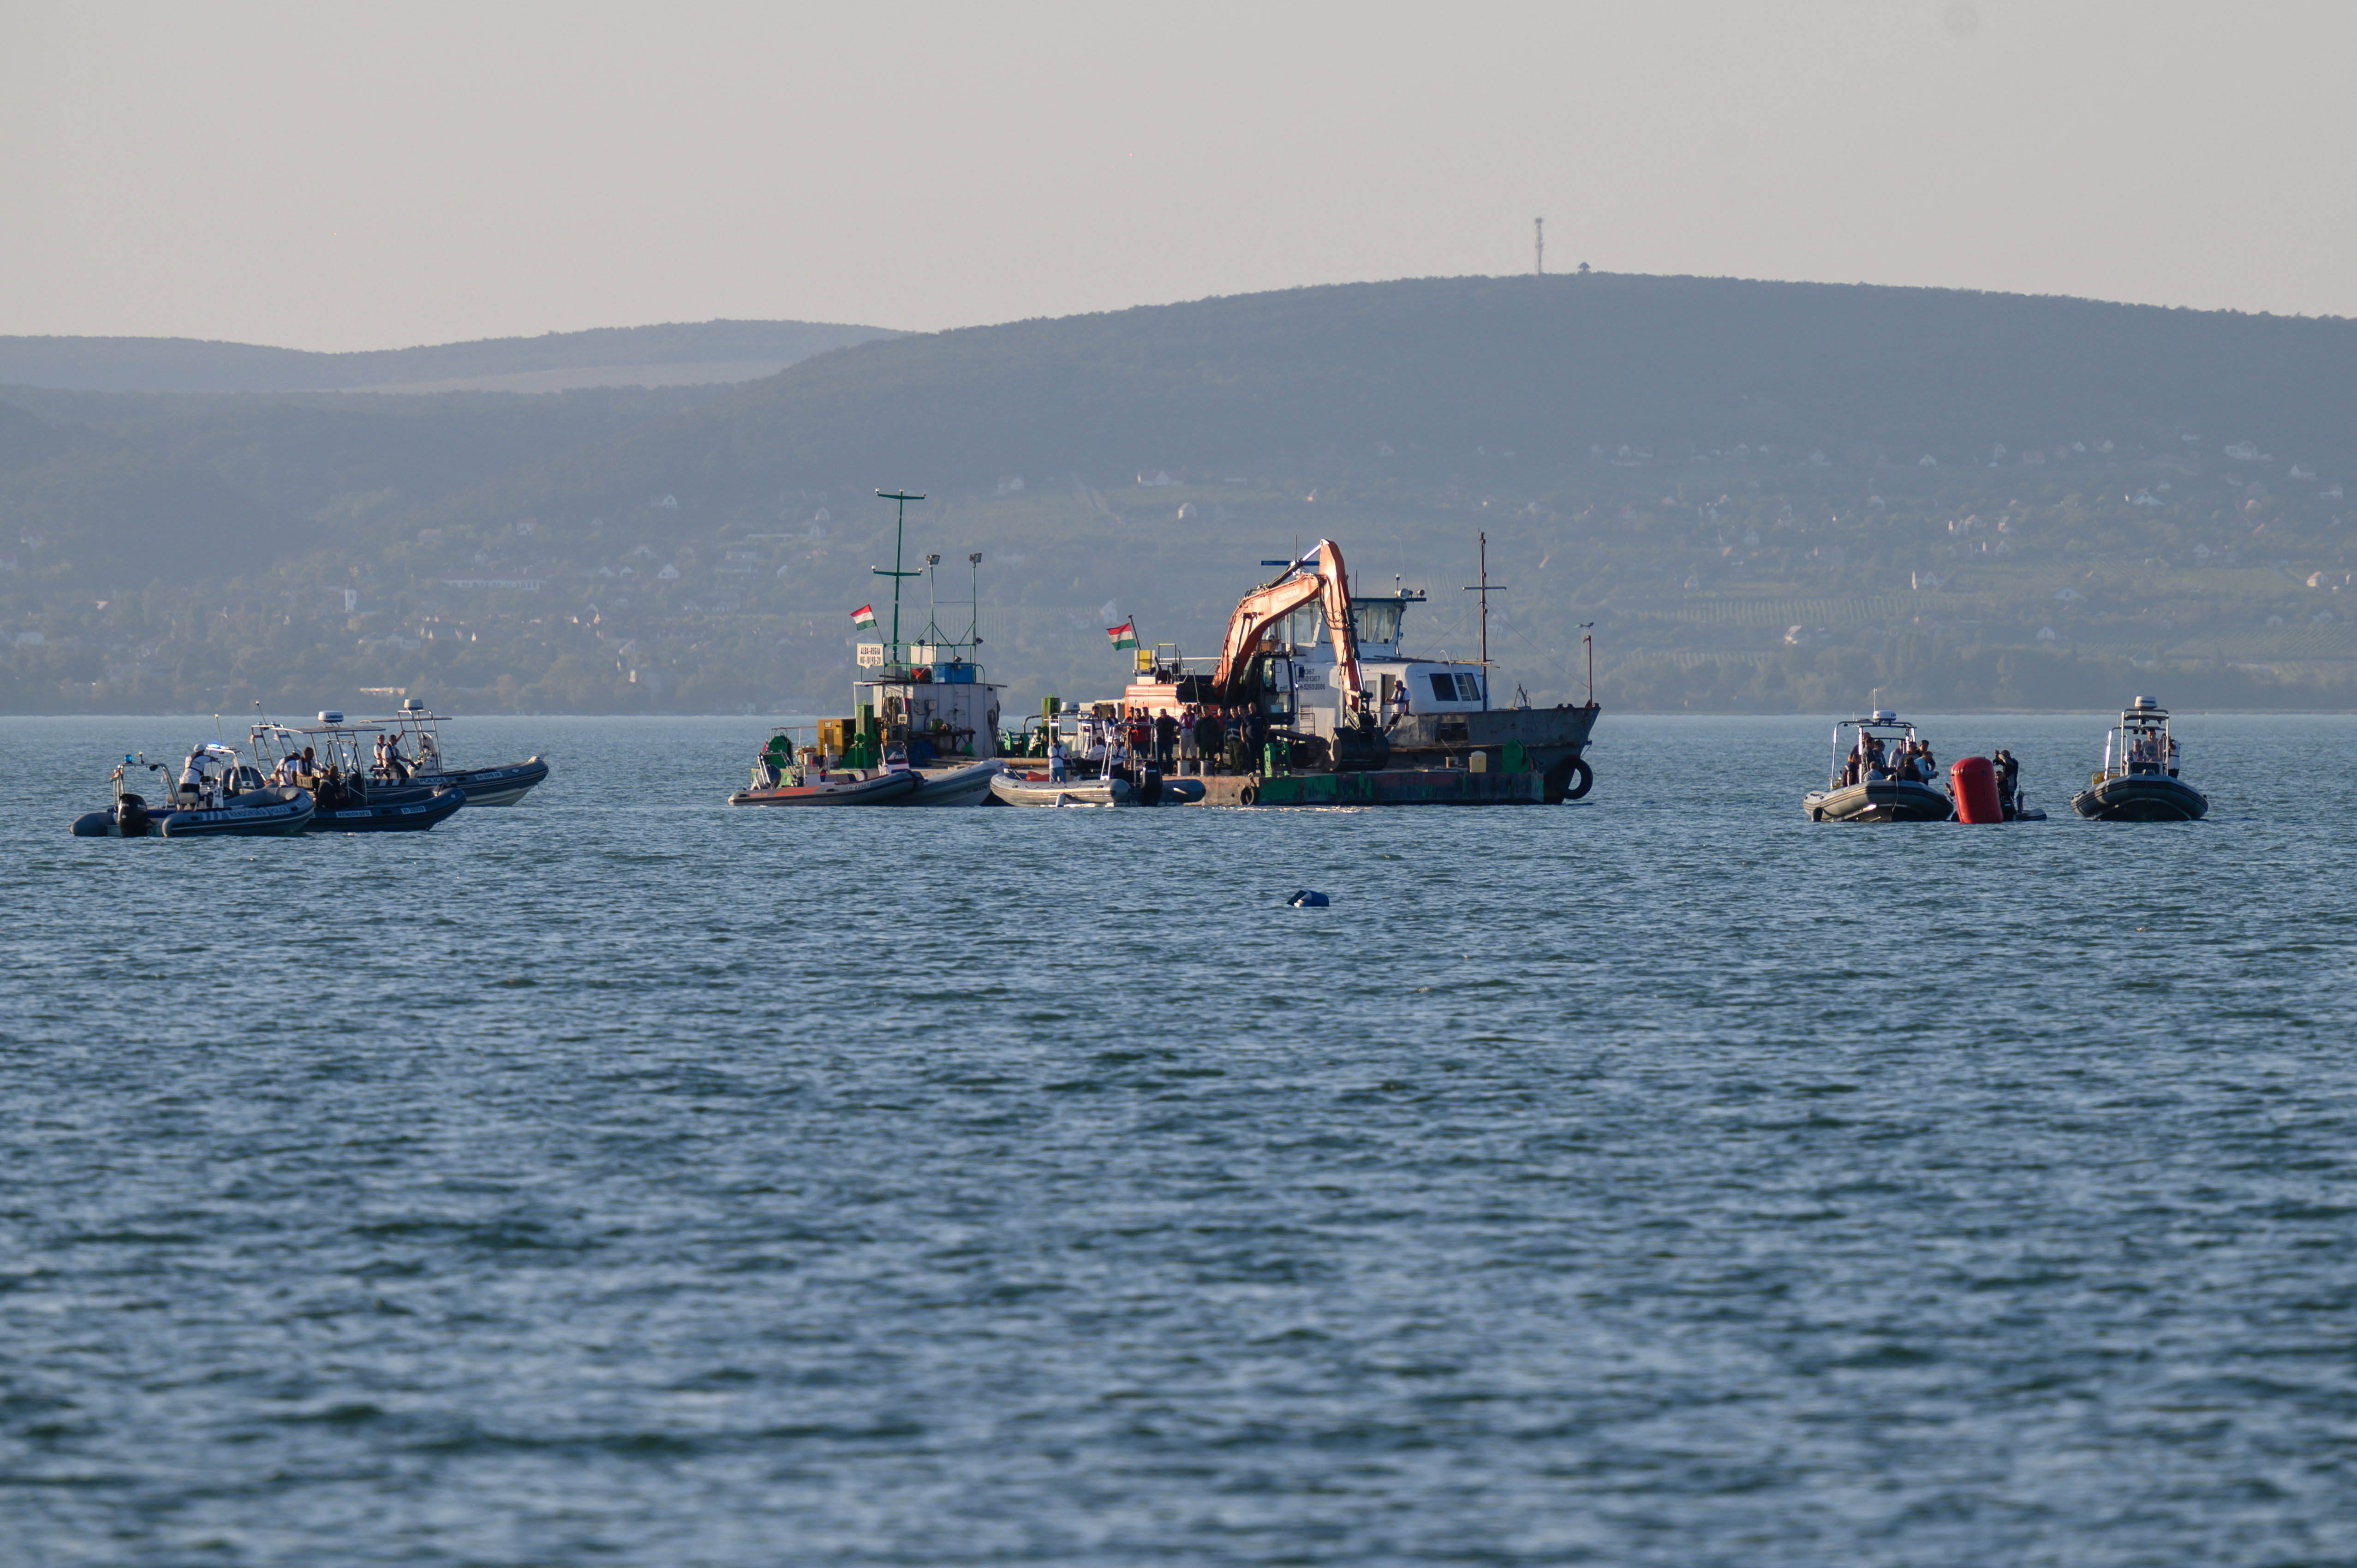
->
[1534, 216, 1544, 275]
[1462, 531, 1503, 712]
[871, 489, 926, 657]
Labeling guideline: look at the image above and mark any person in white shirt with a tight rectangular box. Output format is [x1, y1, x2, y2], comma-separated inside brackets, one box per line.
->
[180, 745, 208, 802]
[1047, 735, 1067, 783]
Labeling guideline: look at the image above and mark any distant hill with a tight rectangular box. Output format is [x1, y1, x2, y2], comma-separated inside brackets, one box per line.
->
[0, 319, 899, 395]
[588, 274, 2357, 494]
[2, 275, 2354, 715]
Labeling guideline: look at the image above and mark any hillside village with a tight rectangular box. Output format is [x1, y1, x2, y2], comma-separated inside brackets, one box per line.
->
[2, 276, 2355, 714]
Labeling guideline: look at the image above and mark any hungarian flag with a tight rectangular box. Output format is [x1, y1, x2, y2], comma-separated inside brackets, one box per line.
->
[851, 604, 877, 629]
[1106, 620, 1137, 649]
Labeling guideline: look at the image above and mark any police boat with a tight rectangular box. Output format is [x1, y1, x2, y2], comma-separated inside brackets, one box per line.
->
[1804, 711, 1955, 823]
[361, 699, 549, 807]
[2069, 698, 2208, 821]
[251, 714, 465, 831]
[72, 743, 314, 838]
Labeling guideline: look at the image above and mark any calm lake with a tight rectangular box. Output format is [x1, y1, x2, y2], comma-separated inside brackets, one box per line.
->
[6, 712, 2353, 1566]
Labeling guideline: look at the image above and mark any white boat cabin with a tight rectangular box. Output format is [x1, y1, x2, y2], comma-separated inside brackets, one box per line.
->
[1270, 590, 1492, 739]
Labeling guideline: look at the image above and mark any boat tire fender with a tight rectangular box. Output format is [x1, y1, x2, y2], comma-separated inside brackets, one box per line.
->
[1548, 756, 1594, 802]
[1238, 782, 1259, 806]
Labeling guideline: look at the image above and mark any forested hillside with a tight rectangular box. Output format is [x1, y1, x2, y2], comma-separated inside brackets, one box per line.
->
[3, 275, 2353, 716]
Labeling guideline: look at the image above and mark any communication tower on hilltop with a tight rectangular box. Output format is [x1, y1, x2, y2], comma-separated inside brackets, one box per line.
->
[1534, 216, 1545, 275]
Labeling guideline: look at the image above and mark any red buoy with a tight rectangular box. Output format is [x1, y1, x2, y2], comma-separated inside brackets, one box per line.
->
[1951, 755, 2003, 823]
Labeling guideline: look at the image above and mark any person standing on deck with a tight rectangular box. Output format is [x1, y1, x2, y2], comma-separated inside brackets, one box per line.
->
[1194, 711, 1224, 774]
[1047, 734, 1067, 783]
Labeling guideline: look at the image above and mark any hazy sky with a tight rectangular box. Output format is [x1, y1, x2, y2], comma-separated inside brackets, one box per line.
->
[5, 1, 2352, 350]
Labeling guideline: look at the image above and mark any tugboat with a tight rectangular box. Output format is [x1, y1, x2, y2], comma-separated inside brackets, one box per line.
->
[2070, 698, 2208, 820]
[71, 742, 314, 837]
[251, 714, 466, 831]
[1804, 711, 1955, 822]
[362, 699, 548, 806]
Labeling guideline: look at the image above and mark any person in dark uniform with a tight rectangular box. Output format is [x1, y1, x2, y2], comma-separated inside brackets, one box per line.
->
[1154, 711, 1178, 771]
[1193, 712, 1225, 772]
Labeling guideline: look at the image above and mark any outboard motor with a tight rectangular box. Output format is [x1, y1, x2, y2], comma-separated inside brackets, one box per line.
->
[1139, 767, 1164, 806]
[116, 793, 150, 836]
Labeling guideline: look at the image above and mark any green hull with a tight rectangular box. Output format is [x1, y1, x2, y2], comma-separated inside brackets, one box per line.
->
[1247, 768, 1544, 806]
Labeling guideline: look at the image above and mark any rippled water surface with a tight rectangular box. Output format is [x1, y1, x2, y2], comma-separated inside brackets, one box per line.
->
[6, 712, 2356, 1566]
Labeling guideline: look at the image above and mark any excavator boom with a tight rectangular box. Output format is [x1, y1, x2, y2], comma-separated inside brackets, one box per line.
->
[1207, 539, 1363, 711]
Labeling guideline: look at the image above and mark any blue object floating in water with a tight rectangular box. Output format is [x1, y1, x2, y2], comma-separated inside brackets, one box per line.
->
[1288, 889, 1330, 908]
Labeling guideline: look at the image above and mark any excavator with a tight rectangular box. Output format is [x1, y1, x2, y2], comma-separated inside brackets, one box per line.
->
[1207, 538, 1390, 772]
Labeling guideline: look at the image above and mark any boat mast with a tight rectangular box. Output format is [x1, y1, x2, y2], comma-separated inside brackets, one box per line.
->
[873, 489, 926, 660]
[1462, 531, 1501, 712]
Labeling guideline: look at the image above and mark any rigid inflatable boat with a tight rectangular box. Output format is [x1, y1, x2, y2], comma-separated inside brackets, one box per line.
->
[306, 785, 466, 832]
[990, 772, 1140, 807]
[731, 766, 922, 805]
[72, 745, 314, 838]
[361, 700, 549, 806]
[2070, 698, 2208, 821]
[888, 759, 1002, 806]
[1804, 711, 1955, 822]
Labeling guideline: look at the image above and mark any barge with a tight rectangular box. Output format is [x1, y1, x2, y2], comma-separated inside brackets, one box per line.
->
[1094, 535, 1600, 805]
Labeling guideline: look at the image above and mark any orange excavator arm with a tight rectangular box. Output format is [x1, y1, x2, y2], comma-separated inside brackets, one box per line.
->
[1208, 539, 1364, 714]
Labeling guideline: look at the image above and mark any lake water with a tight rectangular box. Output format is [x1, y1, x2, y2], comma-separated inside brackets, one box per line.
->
[5, 712, 2354, 1566]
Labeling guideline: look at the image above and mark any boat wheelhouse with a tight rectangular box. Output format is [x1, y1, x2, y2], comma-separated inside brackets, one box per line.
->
[2069, 698, 2208, 821]
[1805, 711, 1954, 822]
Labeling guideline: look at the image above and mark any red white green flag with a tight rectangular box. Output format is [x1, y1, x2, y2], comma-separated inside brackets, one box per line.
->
[1106, 620, 1137, 648]
[851, 604, 878, 629]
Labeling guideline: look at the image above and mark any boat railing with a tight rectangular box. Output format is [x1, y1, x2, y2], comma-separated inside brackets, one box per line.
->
[2098, 713, 2178, 781]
